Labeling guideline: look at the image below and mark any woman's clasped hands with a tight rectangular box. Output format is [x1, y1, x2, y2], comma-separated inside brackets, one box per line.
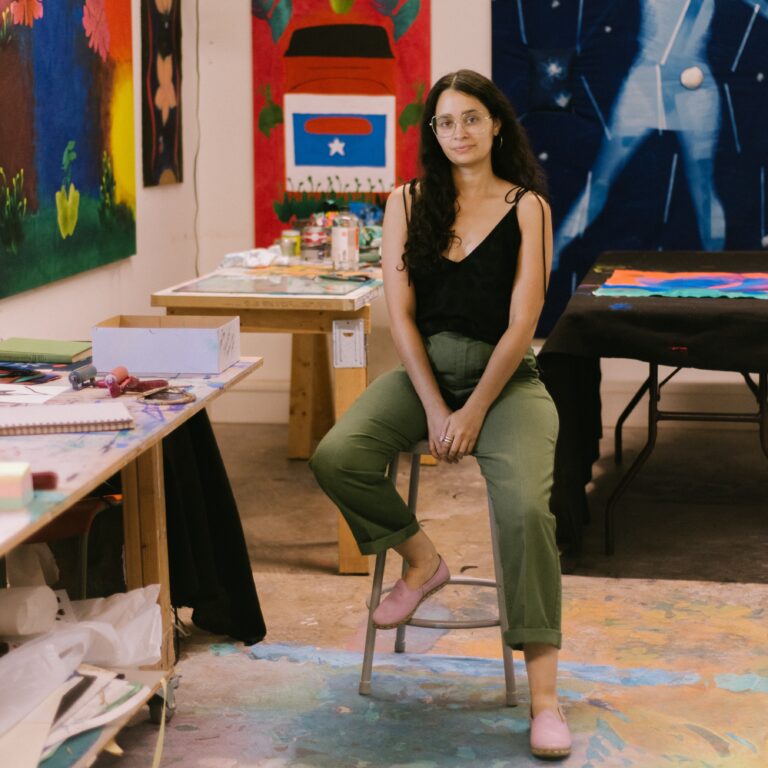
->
[428, 402, 485, 463]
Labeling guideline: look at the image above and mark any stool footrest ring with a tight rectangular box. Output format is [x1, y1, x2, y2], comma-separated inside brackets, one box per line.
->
[407, 617, 500, 629]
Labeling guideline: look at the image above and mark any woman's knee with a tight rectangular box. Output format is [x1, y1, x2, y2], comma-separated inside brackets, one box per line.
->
[309, 430, 378, 487]
[309, 432, 345, 486]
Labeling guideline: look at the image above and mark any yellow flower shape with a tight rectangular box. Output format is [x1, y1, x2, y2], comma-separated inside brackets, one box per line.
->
[55, 183, 80, 238]
[154, 54, 177, 125]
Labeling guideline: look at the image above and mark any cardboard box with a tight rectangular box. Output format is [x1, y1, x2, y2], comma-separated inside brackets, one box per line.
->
[92, 315, 240, 374]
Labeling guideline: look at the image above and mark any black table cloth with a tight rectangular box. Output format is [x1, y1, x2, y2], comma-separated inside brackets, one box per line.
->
[538, 251, 768, 555]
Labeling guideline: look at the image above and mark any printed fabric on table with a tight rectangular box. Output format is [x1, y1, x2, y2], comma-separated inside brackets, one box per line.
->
[594, 270, 768, 299]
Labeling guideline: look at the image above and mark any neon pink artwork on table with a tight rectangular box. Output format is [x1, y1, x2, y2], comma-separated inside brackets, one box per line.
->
[594, 269, 768, 300]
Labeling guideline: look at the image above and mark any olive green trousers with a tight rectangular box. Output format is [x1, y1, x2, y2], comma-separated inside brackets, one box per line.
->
[310, 331, 562, 648]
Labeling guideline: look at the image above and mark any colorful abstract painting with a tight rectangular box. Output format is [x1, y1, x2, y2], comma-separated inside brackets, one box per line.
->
[0, 0, 136, 300]
[492, 1, 768, 333]
[251, 0, 430, 244]
[141, 0, 182, 186]
[595, 269, 768, 299]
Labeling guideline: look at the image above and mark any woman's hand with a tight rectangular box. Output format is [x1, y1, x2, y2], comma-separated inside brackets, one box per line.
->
[426, 402, 453, 459]
[437, 402, 487, 463]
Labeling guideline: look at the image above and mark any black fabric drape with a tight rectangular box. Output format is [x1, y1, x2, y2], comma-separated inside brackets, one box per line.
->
[538, 353, 601, 556]
[163, 410, 266, 645]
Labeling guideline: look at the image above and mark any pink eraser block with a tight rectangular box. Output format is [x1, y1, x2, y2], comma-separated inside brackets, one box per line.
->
[0, 462, 34, 510]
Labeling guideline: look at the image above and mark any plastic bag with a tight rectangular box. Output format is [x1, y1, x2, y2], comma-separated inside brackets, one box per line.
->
[61, 584, 162, 667]
[0, 586, 161, 737]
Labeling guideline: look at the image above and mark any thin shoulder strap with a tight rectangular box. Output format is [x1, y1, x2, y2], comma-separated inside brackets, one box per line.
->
[515, 188, 549, 299]
[402, 179, 417, 227]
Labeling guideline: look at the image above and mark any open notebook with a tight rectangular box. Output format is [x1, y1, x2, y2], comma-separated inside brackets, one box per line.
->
[0, 402, 134, 436]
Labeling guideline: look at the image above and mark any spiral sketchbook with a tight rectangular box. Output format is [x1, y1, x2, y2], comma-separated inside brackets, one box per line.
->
[0, 402, 134, 436]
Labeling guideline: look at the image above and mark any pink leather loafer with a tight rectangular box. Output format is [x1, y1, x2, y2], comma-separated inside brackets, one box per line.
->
[529, 707, 572, 759]
[372, 556, 450, 629]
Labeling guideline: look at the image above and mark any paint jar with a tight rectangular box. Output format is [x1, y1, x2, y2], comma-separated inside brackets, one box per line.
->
[300, 225, 328, 260]
[280, 229, 301, 259]
[331, 212, 360, 271]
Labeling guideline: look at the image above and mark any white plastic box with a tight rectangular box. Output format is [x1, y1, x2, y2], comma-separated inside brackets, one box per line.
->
[92, 315, 240, 375]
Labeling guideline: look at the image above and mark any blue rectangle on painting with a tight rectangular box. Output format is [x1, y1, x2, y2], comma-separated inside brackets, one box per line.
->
[293, 114, 386, 167]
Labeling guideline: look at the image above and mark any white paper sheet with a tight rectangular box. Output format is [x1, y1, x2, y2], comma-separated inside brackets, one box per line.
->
[0, 384, 69, 405]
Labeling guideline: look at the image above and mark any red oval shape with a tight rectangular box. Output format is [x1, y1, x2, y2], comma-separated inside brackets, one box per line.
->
[304, 116, 373, 135]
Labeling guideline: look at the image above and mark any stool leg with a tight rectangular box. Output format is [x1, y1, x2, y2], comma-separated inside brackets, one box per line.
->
[395, 452, 423, 654]
[394, 556, 408, 653]
[360, 550, 387, 695]
[488, 493, 517, 706]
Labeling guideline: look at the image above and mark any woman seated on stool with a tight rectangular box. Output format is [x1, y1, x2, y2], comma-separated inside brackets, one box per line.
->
[310, 69, 571, 760]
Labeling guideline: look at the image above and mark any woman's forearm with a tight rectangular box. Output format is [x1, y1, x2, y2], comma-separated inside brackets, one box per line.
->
[389, 315, 447, 415]
[463, 319, 537, 415]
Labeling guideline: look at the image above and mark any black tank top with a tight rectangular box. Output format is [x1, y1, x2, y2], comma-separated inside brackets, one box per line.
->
[409, 192, 524, 345]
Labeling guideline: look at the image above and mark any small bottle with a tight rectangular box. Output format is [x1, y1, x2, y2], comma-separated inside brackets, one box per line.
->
[280, 229, 301, 259]
[331, 212, 360, 271]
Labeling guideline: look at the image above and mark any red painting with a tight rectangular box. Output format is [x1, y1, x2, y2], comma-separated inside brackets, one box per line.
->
[252, 0, 430, 244]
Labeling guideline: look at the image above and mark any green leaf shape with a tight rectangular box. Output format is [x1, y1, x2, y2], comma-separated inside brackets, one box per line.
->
[392, 0, 420, 41]
[253, 0, 292, 43]
[398, 82, 425, 133]
[373, 0, 420, 41]
[258, 84, 283, 138]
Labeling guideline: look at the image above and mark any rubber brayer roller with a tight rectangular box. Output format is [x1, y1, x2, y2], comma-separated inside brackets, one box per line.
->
[69, 364, 98, 390]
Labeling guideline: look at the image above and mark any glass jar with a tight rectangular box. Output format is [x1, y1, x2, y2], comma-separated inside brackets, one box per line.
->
[279, 229, 301, 258]
[330, 212, 360, 271]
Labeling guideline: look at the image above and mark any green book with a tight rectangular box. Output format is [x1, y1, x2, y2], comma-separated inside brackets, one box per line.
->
[0, 337, 92, 364]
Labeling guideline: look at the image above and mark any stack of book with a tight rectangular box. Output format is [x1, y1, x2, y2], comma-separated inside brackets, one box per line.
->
[0, 338, 92, 365]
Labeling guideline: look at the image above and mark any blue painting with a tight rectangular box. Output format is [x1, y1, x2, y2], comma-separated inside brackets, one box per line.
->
[492, 0, 768, 332]
[0, 0, 135, 299]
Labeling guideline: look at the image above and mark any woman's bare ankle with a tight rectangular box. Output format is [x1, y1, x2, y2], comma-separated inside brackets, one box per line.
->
[403, 552, 441, 589]
[530, 695, 560, 718]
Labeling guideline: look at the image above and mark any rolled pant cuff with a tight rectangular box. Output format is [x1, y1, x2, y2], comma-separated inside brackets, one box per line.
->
[504, 628, 562, 651]
[356, 520, 421, 555]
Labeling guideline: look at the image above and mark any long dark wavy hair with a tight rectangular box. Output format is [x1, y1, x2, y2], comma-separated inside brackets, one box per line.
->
[403, 69, 548, 273]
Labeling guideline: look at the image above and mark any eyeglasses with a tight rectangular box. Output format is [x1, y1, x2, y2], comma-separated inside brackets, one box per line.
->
[429, 111, 493, 138]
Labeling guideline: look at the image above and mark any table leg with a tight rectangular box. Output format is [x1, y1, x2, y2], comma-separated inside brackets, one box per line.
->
[288, 334, 334, 459]
[121, 445, 175, 670]
[334, 365, 370, 574]
[605, 363, 659, 556]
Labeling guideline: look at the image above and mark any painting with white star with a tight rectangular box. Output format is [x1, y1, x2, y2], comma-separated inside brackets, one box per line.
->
[493, 0, 768, 334]
[252, 0, 430, 245]
[285, 94, 394, 189]
[141, 0, 182, 186]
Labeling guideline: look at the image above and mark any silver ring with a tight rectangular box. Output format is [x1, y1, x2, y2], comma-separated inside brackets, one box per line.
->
[441, 436, 454, 443]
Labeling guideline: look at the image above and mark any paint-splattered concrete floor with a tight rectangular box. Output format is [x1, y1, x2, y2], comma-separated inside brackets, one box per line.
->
[95, 424, 768, 767]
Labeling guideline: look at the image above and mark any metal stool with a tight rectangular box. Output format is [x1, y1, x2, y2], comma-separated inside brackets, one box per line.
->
[359, 441, 517, 706]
